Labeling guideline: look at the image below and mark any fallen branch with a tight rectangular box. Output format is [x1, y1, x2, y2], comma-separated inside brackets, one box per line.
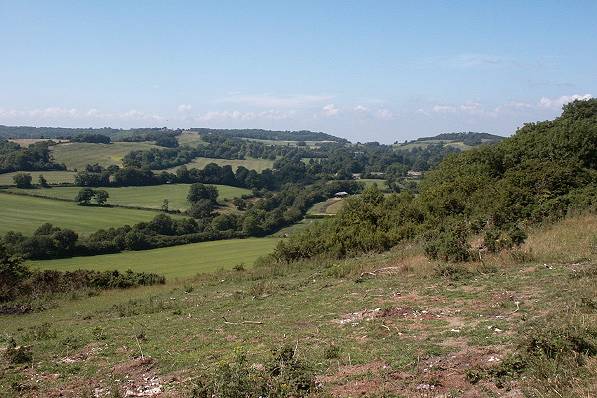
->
[222, 316, 263, 325]
[360, 266, 402, 278]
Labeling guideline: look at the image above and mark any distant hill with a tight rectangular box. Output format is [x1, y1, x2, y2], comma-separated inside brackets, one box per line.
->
[190, 128, 349, 143]
[0, 126, 179, 141]
[0, 125, 348, 144]
[396, 131, 504, 151]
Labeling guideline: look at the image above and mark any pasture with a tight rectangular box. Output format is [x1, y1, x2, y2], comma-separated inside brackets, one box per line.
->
[8, 138, 69, 147]
[0, 170, 76, 185]
[0, 193, 175, 235]
[308, 197, 345, 215]
[28, 237, 280, 277]
[176, 131, 205, 146]
[5, 183, 250, 210]
[51, 141, 158, 170]
[168, 156, 274, 172]
[359, 178, 389, 190]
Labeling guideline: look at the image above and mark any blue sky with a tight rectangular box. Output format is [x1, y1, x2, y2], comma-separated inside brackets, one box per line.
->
[0, 1, 595, 142]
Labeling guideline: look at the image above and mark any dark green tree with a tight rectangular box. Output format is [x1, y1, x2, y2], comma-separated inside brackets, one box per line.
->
[13, 173, 32, 188]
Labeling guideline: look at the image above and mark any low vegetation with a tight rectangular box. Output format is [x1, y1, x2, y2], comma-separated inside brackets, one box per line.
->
[0, 212, 594, 397]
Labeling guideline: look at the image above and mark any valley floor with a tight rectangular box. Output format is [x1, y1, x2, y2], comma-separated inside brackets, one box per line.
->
[0, 214, 595, 397]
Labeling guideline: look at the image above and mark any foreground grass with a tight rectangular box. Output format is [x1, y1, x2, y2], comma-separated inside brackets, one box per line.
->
[167, 156, 274, 172]
[5, 183, 250, 210]
[28, 237, 280, 278]
[0, 193, 176, 235]
[51, 141, 158, 170]
[1, 214, 595, 397]
[0, 171, 76, 186]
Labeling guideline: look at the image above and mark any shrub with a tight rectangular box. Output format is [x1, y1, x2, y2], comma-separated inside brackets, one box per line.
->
[191, 345, 314, 398]
[424, 221, 471, 262]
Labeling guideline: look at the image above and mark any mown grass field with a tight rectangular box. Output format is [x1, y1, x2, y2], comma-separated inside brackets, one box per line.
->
[51, 141, 158, 170]
[1, 214, 595, 397]
[0, 193, 175, 235]
[28, 237, 280, 277]
[5, 183, 250, 210]
[169, 156, 274, 172]
[0, 170, 76, 185]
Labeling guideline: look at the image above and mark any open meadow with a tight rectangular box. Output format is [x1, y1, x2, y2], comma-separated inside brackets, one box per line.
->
[0, 193, 175, 235]
[5, 183, 250, 210]
[28, 237, 280, 277]
[51, 141, 158, 170]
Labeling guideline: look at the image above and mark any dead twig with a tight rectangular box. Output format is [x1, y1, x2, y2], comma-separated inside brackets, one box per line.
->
[222, 316, 263, 325]
[360, 266, 402, 278]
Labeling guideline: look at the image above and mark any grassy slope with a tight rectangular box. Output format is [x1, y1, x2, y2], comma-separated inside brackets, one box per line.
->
[168, 156, 274, 172]
[51, 141, 158, 170]
[0, 170, 76, 185]
[5, 184, 250, 210]
[1, 214, 595, 397]
[0, 193, 175, 235]
[28, 237, 280, 278]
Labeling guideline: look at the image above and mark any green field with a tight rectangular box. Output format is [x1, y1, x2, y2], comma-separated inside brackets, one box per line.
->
[0, 193, 175, 235]
[51, 141, 158, 170]
[308, 197, 345, 215]
[5, 183, 250, 210]
[176, 132, 206, 146]
[28, 237, 280, 277]
[359, 178, 389, 190]
[0, 170, 77, 185]
[169, 156, 274, 172]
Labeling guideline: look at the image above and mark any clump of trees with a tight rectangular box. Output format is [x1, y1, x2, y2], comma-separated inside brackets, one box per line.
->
[71, 133, 111, 144]
[0, 140, 66, 174]
[75, 188, 109, 205]
[13, 172, 33, 188]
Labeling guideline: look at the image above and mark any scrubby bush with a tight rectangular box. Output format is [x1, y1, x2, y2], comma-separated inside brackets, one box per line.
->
[190, 345, 314, 398]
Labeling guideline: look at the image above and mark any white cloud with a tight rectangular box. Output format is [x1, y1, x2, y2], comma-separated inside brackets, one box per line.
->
[432, 101, 484, 115]
[0, 107, 164, 122]
[177, 104, 192, 112]
[322, 104, 339, 116]
[218, 93, 333, 108]
[376, 108, 394, 120]
[195, 109, 295, 122]
[538, 94, 592, 109]
[353, 105, 369, 113]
